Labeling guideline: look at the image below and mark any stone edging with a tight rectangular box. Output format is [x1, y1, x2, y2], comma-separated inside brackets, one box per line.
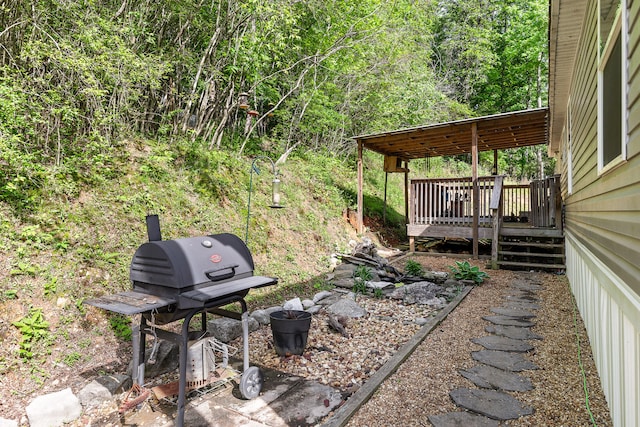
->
[320, 285, 474, 427]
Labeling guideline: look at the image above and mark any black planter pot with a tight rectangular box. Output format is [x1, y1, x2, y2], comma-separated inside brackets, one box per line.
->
[269, 310, 312, 356]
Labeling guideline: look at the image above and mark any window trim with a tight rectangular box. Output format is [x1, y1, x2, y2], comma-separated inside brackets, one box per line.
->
[597, 3, 627, 175]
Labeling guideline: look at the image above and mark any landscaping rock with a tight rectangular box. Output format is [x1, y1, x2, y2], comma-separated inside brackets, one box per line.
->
[389, 281, 444, 305]
[326, 298, 366, 318]
[302, 299, 315, 309]
[207, 317, 259, 343]
[366, 281, 396, 291]
[251, 309, 271, 325]
[128, 340, 178, 378]
[313, 290, 333, 303]
[421, 271, 449, 283]
[331, 278, 356, 289]
[283, 297, 304, 311]
[94, 374, 132, 395]
[26, 388, 82, 427]
[306, 305, 323, 315]
[78, 380, 112, 410]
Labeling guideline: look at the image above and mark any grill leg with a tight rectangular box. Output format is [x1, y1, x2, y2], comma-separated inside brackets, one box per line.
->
[240, 300, 249, 372]
[176, 310, 197, 427]
[132, 316, 147, 386]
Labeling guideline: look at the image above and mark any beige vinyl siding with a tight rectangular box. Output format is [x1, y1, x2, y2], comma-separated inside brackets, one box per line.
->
[564, 2, 640, 296]
[566, 235, 640, 427]
[553, 1, 640, 426]
[569, 7, 598, 194]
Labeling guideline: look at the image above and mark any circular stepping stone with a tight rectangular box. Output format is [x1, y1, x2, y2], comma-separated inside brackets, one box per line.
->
[429, 411, 499, 427]
[472, 350, 539, 371]
[459, 364, 534, 392]
[449, 388, 534, 420]
[490, 307, 536, 318]
[482, 315, 535, 327]
[471, 336, 534, 352]
[485, 324, 543, 340]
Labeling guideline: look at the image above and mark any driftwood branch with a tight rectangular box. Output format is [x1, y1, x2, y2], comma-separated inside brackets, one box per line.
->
[327, 314, 349, 338]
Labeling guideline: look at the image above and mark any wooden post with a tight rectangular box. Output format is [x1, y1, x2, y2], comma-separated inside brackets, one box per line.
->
[472, 123, 479, 259]
[383, 172, 388, 225]
[490, 176, 504, 269]
[404, 161, 409, 225]
[493, 149, 498, 175]
[357, 141, 364, 234]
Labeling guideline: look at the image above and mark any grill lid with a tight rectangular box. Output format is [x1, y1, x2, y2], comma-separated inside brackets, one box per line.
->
[130, 233, 254, 289]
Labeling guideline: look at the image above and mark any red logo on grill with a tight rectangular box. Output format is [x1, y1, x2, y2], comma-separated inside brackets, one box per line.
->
[209, 254, 222, 263]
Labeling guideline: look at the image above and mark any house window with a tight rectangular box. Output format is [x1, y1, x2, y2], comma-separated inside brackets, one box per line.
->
[598, 0, 626, 172]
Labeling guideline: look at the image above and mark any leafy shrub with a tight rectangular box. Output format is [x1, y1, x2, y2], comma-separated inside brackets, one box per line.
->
[404, 260, 424, 277]
[449, 261, 489, 284]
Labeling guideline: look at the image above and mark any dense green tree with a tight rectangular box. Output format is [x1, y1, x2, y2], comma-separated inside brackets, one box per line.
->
[430, 0, 551, 179]
[0, 0, 552, 211]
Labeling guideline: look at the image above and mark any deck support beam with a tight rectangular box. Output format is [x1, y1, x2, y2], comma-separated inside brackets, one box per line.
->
[472, 122, 479, 259]
[357, 141, 364, 234]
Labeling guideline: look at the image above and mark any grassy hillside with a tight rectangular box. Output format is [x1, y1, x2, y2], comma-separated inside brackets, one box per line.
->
[0, 138, 409, 404]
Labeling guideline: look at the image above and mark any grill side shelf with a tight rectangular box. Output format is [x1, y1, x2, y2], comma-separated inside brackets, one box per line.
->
[180, 276, 278, 303]
[84, 291, 176, 315]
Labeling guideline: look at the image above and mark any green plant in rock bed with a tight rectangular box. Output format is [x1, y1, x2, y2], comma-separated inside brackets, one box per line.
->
[404, 259, 424, 277]
[353, 265, 372, 295]
[373, 287, 384, 299]
[11, 307, 50, 359]
[449, 261, 489, 284]
[352, 280, 367, 295]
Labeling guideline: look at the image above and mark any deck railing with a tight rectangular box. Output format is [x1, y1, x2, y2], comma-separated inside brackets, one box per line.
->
[410, 176, 497, 227]
[502, 184, 531, 223]
[410, 174, 562, 229]
[530, 175, 561, 227]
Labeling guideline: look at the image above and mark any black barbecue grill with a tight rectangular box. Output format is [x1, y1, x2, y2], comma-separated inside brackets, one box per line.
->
[86, 218, 277, 427]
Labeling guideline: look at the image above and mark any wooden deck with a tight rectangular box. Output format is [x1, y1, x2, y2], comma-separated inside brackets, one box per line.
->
[407, 175, 564, 269]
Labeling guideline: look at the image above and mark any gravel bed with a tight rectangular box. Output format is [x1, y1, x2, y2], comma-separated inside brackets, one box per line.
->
[343, 256, 612, 427]
[245, 295, 440, 392]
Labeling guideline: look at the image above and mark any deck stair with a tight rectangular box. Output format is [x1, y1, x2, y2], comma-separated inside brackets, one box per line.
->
[497, 234, 565, 271]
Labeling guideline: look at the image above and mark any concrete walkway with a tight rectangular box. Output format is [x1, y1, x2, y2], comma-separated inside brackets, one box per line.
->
[122, 366, 344, 427]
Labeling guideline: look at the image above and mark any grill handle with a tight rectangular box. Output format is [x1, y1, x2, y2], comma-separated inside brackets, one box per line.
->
[204, 264, 238, 282]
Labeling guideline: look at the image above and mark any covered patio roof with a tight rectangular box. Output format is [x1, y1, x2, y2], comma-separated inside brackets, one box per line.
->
[353, 107, 549, 159]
